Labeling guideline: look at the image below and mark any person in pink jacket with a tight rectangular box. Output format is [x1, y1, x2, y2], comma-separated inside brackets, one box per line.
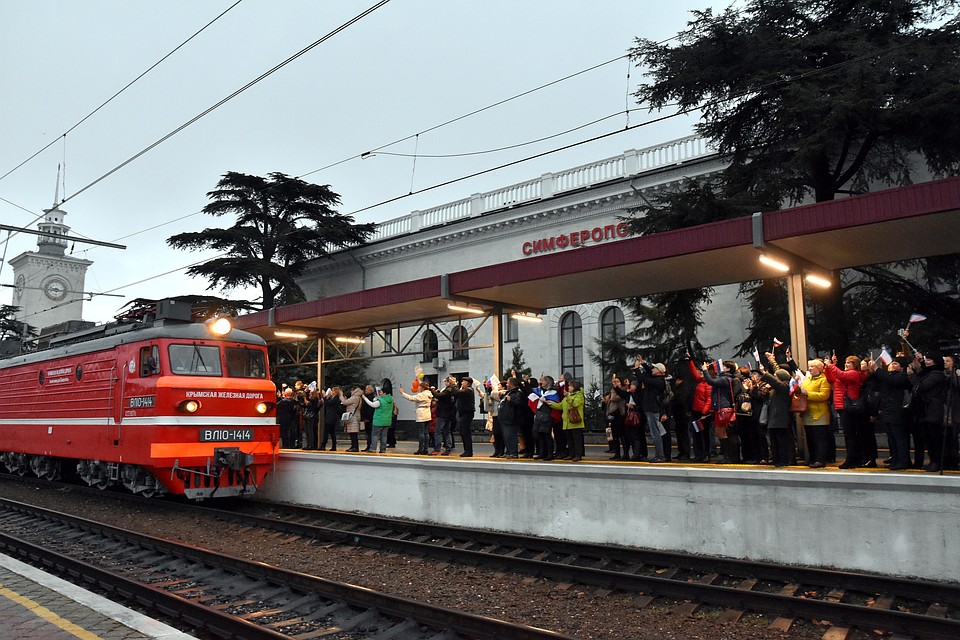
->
[825, 354, 869, 469]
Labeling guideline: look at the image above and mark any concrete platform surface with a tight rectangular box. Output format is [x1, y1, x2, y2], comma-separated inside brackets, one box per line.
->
[0, 552, 197, 640]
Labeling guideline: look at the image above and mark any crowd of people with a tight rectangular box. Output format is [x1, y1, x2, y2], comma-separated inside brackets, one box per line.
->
[272, 336, 960, 472]
[595, 339, 959, 473]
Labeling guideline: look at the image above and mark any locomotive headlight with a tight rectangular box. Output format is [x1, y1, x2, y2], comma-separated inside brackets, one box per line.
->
[177, 399, 201, 413]
[255, 401, 272, 414]
[207, 317, 232, 337]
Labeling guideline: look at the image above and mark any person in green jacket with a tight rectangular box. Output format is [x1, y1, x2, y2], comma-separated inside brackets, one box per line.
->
[362, 378, 395, 453]
[548, 379, 586, 461]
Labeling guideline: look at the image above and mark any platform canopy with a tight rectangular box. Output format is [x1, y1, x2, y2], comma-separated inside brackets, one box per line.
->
[234, 176, 960, 339]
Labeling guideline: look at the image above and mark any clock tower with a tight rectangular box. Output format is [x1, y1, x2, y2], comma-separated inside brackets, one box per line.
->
[8, 202, 93, 332]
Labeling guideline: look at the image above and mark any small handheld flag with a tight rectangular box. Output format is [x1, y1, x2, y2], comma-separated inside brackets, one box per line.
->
[692, 418, 705, 433]
[713, 358, 724, 372]
[773, 337, 783, 348]
[877, 348, 893, 366]
[908, 313, 927, 324]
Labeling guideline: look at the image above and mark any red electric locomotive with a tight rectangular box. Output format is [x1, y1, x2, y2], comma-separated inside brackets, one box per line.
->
[0, 309, 279, 499]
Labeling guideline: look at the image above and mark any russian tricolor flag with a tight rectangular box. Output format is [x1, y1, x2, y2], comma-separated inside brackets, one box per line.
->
[692, 418, 706, 433]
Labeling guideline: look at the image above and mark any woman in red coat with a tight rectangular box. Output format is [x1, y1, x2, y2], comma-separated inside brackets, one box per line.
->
[825, 355, 868, 468]
[687, 358, 714, 462]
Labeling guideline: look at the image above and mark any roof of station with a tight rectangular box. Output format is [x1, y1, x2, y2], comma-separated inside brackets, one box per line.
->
[234, 176, 960, 339]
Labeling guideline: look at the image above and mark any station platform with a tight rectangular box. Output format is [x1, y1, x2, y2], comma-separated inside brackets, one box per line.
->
[0, 552, 197, 640]
[261, 440, 960, 583]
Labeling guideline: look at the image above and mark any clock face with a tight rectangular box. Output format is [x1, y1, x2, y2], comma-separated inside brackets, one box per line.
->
[14, 275, 24, 300]
[43, 278, 68, 301]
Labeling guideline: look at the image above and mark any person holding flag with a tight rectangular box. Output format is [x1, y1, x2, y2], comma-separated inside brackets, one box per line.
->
[868, 355, 914, 470]
[701, 358, 744, 464]
[759, 360, 795, 468]
[531, 375, 560, 461]
[798, 359, 833, 468]
[825, 354, 869, 469]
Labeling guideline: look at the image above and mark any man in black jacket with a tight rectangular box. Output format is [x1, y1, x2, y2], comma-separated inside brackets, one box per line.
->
[498, 377, 526, 458]
[431, 376, 458, 455]
[633, 356, 668, 462]
[871, 357, 914, 470]
[456, 378, 477, 457]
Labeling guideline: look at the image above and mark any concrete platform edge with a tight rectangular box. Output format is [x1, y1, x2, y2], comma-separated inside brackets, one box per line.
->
[0, 552, 197, 640]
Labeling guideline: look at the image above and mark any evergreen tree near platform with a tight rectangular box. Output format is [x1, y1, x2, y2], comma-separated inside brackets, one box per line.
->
[624, 0, 960, 355]
[506, 344, 532, 380]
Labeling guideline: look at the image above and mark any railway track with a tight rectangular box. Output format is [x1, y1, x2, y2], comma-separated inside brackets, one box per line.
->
[4, 476, 959, 638]
[199, 498, 960, 639]
[0, 497, 578, 640]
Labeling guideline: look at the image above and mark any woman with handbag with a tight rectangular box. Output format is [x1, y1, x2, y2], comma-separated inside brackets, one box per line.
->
[702, 360, 744, 464]
[547, 379, 586, 461]
[613, 375, 646, 461]
[799, 359, 832, 468]
[825, 355, 869, 469]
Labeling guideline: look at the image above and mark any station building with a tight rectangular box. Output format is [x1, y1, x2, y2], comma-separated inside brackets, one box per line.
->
[287, 136, 747, 398]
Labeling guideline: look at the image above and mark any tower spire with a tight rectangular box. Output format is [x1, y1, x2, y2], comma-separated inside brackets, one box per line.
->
[52, 164, 61, 207]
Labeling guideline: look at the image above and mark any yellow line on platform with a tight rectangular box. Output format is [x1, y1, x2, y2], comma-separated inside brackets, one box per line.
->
[0, 584, 102, 640]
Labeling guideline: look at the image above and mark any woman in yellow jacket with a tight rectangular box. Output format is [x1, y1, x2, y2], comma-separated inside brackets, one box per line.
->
[547, 379, 586, 461]
[799, 358, 833, 468]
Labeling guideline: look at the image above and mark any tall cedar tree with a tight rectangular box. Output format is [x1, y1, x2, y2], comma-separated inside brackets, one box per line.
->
[0, 305, 36, 341]
[168, 172, 375, 310]
[626, 0, 960, 356]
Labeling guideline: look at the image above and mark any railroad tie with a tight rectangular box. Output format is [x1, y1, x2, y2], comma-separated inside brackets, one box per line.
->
[821, 626, 853, 640]
[769, 583, 801, 631]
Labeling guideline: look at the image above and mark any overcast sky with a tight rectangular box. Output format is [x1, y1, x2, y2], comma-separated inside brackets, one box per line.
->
[1, 0, 719, 325]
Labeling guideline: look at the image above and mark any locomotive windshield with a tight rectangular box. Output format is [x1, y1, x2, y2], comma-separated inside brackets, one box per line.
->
[225, 347, 267, 378]
[168, 344, 223, 376]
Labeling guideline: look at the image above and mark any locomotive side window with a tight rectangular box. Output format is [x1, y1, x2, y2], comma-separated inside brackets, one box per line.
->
[225, 347, 267, 378]
[139, 345, 160, 376]
[168, 344, 222, 376]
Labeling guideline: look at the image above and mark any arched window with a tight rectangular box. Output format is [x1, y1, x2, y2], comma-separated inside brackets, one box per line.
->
[422, 329, 438, 363]
[599, 306, 626, 385]
[600, 306, 625, 342]
[559, 311, 583, 382]
[451, 325, 469, 360]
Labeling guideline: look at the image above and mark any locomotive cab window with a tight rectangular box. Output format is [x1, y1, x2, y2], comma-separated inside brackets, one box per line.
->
[168, 344, 222, 376]
[225, 347, 266, 378]
[139, 345, 160, 376]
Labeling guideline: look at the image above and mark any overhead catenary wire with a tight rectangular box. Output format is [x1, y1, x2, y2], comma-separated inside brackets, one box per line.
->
[0, 0, 246, 186]
[59, 0, 393, 206]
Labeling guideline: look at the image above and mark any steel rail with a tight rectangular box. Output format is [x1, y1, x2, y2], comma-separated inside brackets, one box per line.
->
[0, 498, 579, 640]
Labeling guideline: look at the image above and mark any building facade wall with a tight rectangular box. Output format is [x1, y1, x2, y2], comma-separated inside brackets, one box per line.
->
[288, 153, 755, 418]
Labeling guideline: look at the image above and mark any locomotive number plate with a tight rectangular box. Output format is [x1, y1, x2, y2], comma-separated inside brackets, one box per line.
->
[199, 428, 254, 442]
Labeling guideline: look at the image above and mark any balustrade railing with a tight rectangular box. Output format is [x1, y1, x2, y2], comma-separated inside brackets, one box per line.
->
[368, 135, 714, 243]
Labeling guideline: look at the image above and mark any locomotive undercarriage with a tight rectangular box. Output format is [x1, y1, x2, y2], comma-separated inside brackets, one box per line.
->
[1, 452, 60, 480]
[1, 449, 262, 500]
[74, 459, 168, 498]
